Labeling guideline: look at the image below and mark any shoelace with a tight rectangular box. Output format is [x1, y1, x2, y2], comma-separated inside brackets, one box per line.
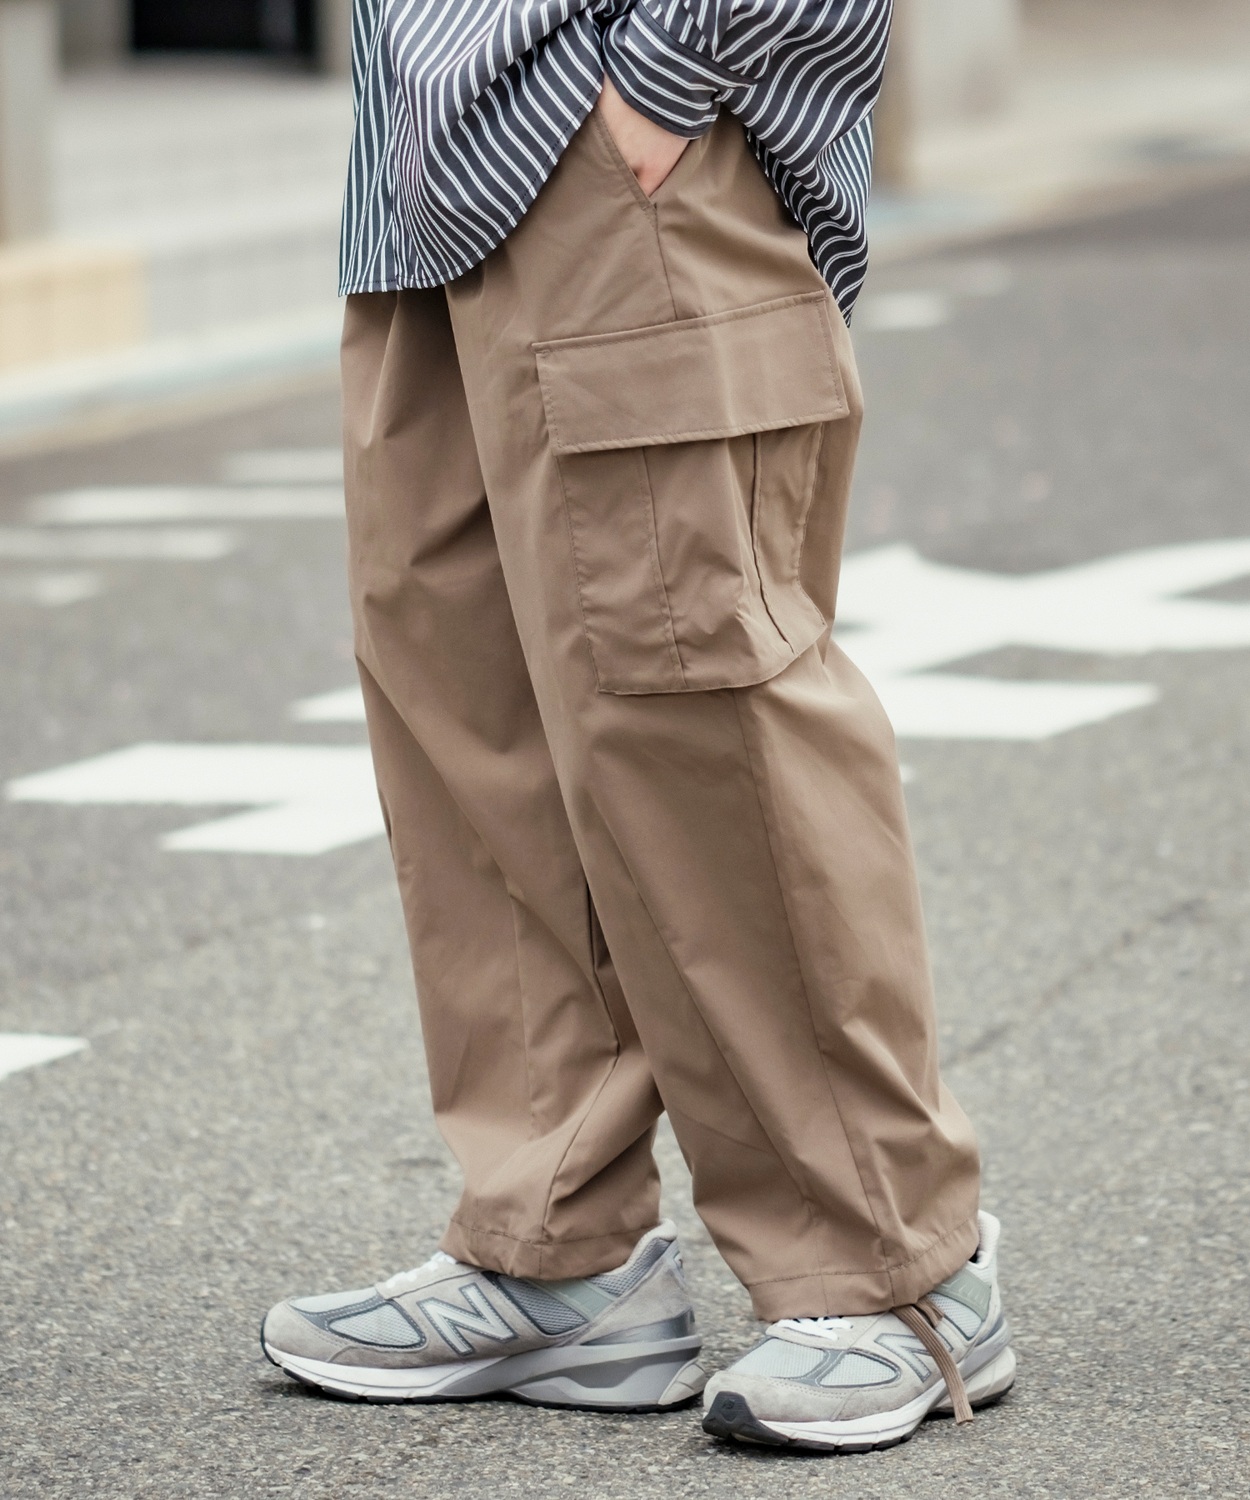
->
[377, 1249, 459, 1298]
[777, 1316, 854, 1337]
[783, 1303, 974, 1425]
[892, 1297, 974, 1425]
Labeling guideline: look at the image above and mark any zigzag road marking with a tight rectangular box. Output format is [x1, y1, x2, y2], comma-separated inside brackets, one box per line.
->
[7, 744, 381, 856]
[0, 1034, 88, 1082]
[298, 537, 1250, 742]
[6, 540, 1250, 855]
[26, 487, 343, 525]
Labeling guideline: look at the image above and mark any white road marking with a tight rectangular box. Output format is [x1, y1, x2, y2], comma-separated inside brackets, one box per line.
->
[221, 449, 343, 485]
[951, 260, 1014, 298]
[857, 292, 952, 331]
[872, 675, 1157, 741]
[0, 570, 102, 605]
[836, 538, 1250, 740]
[0, 1033, 88, 1082]
[291, 539, 1250, 744]
[6, 540, 1250, 855]
[292, 686, 366, 722]
[0, 527, 236, 560]
[6, 743, 381, 856]
[26, 487, 343, 525]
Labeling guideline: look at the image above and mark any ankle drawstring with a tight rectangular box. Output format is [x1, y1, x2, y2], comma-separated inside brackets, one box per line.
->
[891, 1297, 974, 1425]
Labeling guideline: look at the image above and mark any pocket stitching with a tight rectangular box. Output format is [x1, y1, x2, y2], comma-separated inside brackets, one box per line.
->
[752, 424, 830, 649]
[748, 431, 791, 648]
[638, 449, 689, 688]
[556, 443, 685, 693]
[553, 413, 841, 454]
[551, 442, 606, 693]
[791, 420, 830, 622]
[535, 290, 829, 357]
[813, 298, 847, 420]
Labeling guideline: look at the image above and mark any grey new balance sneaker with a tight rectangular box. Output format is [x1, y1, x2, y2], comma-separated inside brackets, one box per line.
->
[702, 1210, 1014, 1452]
[260, 1221, 705, 1409]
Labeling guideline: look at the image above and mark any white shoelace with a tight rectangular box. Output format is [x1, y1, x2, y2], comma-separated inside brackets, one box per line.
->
[378, 1249, 459, 1298]
[776, 1316, 855, 1338]
[778, 1303, 974, 1425]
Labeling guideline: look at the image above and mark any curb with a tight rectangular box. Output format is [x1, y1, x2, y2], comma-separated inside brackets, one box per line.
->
[0, 305, 342, 452]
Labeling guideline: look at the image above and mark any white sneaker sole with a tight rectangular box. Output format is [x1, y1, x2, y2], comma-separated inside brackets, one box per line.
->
[704, 1340, 1016, 1452]
[263, 1333, 706, 1410]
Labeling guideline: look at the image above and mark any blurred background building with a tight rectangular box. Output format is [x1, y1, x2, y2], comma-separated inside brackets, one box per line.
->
[0, 1, 1248, 439]
[60, 1, 342, 68]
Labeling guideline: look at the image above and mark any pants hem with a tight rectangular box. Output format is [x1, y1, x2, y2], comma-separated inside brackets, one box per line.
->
[440, 1217, 661, 1280]
[744, 1214, 981, 1320]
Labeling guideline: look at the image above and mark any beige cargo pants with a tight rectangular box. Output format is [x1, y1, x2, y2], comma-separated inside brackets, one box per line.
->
[341, 109, 981, 1320]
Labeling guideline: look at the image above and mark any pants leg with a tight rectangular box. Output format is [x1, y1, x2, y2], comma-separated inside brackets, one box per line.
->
[342, 289, 663, 1277]
[440, 109, 982, 1318]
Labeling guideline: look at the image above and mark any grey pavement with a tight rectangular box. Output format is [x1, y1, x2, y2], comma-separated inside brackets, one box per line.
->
[2, 171, 1249, 1497]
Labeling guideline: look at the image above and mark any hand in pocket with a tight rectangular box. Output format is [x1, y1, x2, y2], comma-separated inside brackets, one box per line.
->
[597, 76, 690, 197]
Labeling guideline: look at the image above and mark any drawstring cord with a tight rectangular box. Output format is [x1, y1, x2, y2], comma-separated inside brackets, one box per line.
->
[891, 1297, 974, 1425]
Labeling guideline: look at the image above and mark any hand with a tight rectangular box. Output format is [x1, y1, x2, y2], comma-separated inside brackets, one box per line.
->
[597, 75, 690, 197]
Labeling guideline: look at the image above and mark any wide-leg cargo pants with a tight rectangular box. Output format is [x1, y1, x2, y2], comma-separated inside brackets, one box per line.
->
[341, 108, 981, 1320]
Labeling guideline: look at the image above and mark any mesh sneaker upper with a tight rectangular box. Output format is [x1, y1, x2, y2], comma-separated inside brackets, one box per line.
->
[704, 1210, 1008, 1426]
[264, 1221, 692, 1370]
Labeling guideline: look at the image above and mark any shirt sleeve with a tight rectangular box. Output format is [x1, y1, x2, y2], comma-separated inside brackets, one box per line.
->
[600, 1, 892, 140]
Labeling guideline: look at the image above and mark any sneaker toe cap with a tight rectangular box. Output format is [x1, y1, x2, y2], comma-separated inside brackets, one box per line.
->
[704, 1369, 850, 1423]
[261, 1300, 345, 1362]
[704, 1366, 922, 1425]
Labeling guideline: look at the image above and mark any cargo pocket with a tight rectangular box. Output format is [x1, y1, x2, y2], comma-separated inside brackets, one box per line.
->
[535, 292, 850, 694]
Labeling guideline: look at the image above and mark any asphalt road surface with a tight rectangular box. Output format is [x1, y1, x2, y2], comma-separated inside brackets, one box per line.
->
[2, 172, 1248, 1499]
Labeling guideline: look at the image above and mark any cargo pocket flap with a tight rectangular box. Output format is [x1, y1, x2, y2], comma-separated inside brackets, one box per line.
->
[534, 292, 848, 456]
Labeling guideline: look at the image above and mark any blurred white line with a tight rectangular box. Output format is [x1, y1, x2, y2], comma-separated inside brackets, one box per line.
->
[0, 308, 341, 446]
[292, 686, 366, 722]
[163, 801, 382, 855]
[857, 292, 952, 332]
[222, 449, 343, 484]
[7, 743, 382, 856]
[0, 570, 102, 605]
[837, 538, 1250, 739]
[27, 487, 343, 524]
[0, 528, 236, 560]
[875, 675, 1159, 742]
[952, 260, 1014, 298]
[0, 1034, 88, 1082]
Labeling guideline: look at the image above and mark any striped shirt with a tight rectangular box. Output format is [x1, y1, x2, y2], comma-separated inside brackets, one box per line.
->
[340, 1, 892, 316]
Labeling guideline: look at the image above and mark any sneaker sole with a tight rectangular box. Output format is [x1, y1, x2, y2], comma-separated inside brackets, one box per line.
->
[261, 1328, 706, 1411]
[702, 1343, 1016, 1453]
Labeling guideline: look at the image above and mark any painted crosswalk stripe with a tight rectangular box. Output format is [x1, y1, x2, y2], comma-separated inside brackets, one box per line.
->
[292, 687, 366, 722]
[0, 570, 102, 606]
[858, 292, 953, 331]
[7, 743, 381, 855]
[836, 537, 1250, 740]
[221, 449, 343, 484]
[0, 527, 236, 560]
[6, 539, 1250, 857]
[26, 487, 343, 525]
[0, 1034, 88, 1082]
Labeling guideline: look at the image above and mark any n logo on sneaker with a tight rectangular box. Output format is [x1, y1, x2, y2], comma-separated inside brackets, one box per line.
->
[876, 1331, 944, 1382]
[419, 1286, 519, 1355]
